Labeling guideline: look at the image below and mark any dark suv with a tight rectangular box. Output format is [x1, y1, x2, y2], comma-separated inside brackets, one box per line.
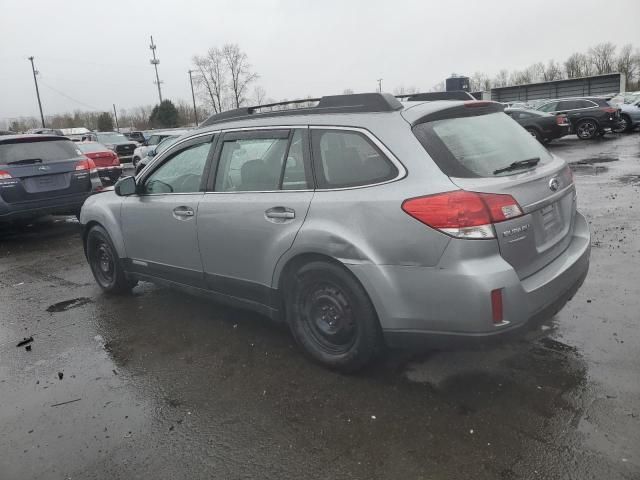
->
[536, 97, 621, 139]
[0, 135, 102, 223]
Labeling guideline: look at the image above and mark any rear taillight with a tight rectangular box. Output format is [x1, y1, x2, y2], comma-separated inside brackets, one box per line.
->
[402, 190, 523, 239]
[0, 170, 12, 180]
[75, 158, 98, 173]
[602, 107, 617, 114]
[556, 115, 568, 125]
[111, 152, 121, 166]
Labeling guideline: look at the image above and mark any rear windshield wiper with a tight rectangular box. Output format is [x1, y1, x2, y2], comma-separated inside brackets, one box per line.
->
[493, 157, 540, 175]
[6, 158, 44, 165]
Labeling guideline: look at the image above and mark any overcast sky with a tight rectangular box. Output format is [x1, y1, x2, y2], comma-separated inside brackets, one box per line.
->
[1, 0, 638, 120]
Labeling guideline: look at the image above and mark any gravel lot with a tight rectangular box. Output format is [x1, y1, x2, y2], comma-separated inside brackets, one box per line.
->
[1, 133, 639, 480]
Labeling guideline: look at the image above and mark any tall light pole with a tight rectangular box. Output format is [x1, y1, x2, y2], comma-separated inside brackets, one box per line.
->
[149, 35, 163, 103]
[188, 70, 198, 125]
[28, 56, 45, 128]
[113, 104, 120, 132]
[377, 78, 383, 93]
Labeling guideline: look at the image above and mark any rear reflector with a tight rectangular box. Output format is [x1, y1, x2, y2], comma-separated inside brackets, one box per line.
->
[491, 289, 503, 324]
[401, 191, 523, 239]
[0, 170, 12, 180]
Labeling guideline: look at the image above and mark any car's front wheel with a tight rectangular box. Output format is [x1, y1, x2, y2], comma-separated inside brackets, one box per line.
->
[613, 114, 632, 133]
[576, 119, 599, 139]
[86, 225, 137, 294]
[525, 127, 542, 142]
[285, 261, 382, 372]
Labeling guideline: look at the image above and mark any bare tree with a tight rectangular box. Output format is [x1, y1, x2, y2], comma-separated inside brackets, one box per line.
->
[342, 88, 354, 95]
[222, 43, 259, 109]
[193, 48, 226, 114]
[588, 42, 617, 74]
[616, 44, 639, 87]
[530, 62, 545, 82]
[252, 86, 267, 105]
[393, 85, 419, 95]
[493, 69, 509, 87]
[544, 60, 563, 81]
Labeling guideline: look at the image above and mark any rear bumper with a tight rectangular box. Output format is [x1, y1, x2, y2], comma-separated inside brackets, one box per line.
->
[348, 212, 591, 348]
[0, 192, 92, 221]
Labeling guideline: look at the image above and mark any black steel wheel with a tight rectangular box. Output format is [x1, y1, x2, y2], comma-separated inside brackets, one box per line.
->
[285, 261, 382, 372]
[86, 225, 136, 294]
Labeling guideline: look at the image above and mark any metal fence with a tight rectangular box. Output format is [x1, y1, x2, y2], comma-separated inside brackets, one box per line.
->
[489, 73, 625, 102]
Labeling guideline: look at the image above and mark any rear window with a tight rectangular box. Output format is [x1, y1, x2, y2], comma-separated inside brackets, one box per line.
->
[77, 142, 108, 153]
[413, 112, 553, 178]
[0, 139, 82, 165]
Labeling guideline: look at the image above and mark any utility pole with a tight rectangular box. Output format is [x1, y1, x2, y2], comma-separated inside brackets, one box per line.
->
[113, 104, 120, 132]
[188, 70, 198, 125]
[377, 78, 383, 93]
[28, 56, 45, 128]
[149, 35, 163, 103]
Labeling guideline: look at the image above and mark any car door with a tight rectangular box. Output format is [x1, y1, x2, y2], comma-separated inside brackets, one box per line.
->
[121, 133, 215, 287]
[196, 128, 314, 309]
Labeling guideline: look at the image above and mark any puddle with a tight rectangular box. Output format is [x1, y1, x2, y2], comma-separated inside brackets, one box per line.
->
[570, 164, 608, 175]
[574, 156, 619, 165]
[46, 297, 93, 313]
[617, 174, 640, 185]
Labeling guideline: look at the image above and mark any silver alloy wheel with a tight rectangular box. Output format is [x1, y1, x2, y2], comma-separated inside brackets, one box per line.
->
[577, 121, 597, 139]
[612, 117, 628, 133]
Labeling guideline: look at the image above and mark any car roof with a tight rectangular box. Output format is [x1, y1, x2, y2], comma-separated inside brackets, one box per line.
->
[0, 134, 70, 144]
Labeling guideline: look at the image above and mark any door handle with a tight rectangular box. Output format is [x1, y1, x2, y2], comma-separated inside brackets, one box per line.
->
[265, 207, 295, 219]
[173, 206, 195, 218]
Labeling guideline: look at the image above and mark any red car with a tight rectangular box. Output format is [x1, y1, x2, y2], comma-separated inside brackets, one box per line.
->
[77, 142, 123, 185]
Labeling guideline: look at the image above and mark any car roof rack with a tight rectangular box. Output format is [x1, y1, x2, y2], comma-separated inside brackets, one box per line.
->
[396, 91, 476, 101]
[200, 92, 403, 127]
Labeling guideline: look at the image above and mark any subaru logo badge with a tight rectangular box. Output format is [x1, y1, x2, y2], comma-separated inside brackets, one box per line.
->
[549, 177, 559, 192]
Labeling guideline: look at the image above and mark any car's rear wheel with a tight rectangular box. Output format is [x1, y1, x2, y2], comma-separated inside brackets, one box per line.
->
[285, 261, 382, 372]
[86, 225, 136, 294]
[525, 127, 542, 142]
[576, 119, 598, 139]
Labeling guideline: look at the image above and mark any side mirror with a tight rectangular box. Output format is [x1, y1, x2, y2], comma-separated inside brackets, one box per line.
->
[114, 176, 137, 196]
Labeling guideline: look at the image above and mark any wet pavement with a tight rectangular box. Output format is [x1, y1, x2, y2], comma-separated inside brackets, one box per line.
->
[1, 133, 639, 479]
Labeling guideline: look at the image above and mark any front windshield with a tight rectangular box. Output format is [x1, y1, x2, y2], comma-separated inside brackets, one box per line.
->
[97, 133, 128, 144]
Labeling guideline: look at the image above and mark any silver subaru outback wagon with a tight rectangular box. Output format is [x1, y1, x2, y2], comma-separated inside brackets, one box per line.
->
[80, 93, 590, 371]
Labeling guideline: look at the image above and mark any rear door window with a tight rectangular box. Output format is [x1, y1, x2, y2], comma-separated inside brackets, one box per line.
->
[413, 112, 553, 178]
[557, 100, 579, 110]
[214, 129, 311, 192]
[0, 139, 81, 165]
[537, 102, 558, 112]
[311, 129, 398, 188]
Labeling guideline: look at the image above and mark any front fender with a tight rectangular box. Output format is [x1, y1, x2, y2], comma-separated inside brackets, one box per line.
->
[80, 192, 127, 258]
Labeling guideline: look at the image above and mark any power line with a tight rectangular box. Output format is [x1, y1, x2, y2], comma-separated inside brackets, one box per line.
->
[38, 81, 105, 111]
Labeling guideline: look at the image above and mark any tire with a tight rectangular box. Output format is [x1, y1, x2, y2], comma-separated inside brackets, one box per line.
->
[284, 261, 382, 372]
[575, 119, 598, 140]
[613, 114, 632, 133]
[525, 127, 542, 142]
[86, 225, 137, 294]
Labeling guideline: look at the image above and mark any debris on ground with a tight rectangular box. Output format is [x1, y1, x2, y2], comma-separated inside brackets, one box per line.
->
[50, 398, 81, 407]
[25, 345, 32, 352]
[16, 336, 33, 347]
[57, 372, 64, 380]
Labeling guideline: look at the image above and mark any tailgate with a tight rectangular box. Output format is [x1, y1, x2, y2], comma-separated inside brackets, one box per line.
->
[452, 158, 576, 279]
